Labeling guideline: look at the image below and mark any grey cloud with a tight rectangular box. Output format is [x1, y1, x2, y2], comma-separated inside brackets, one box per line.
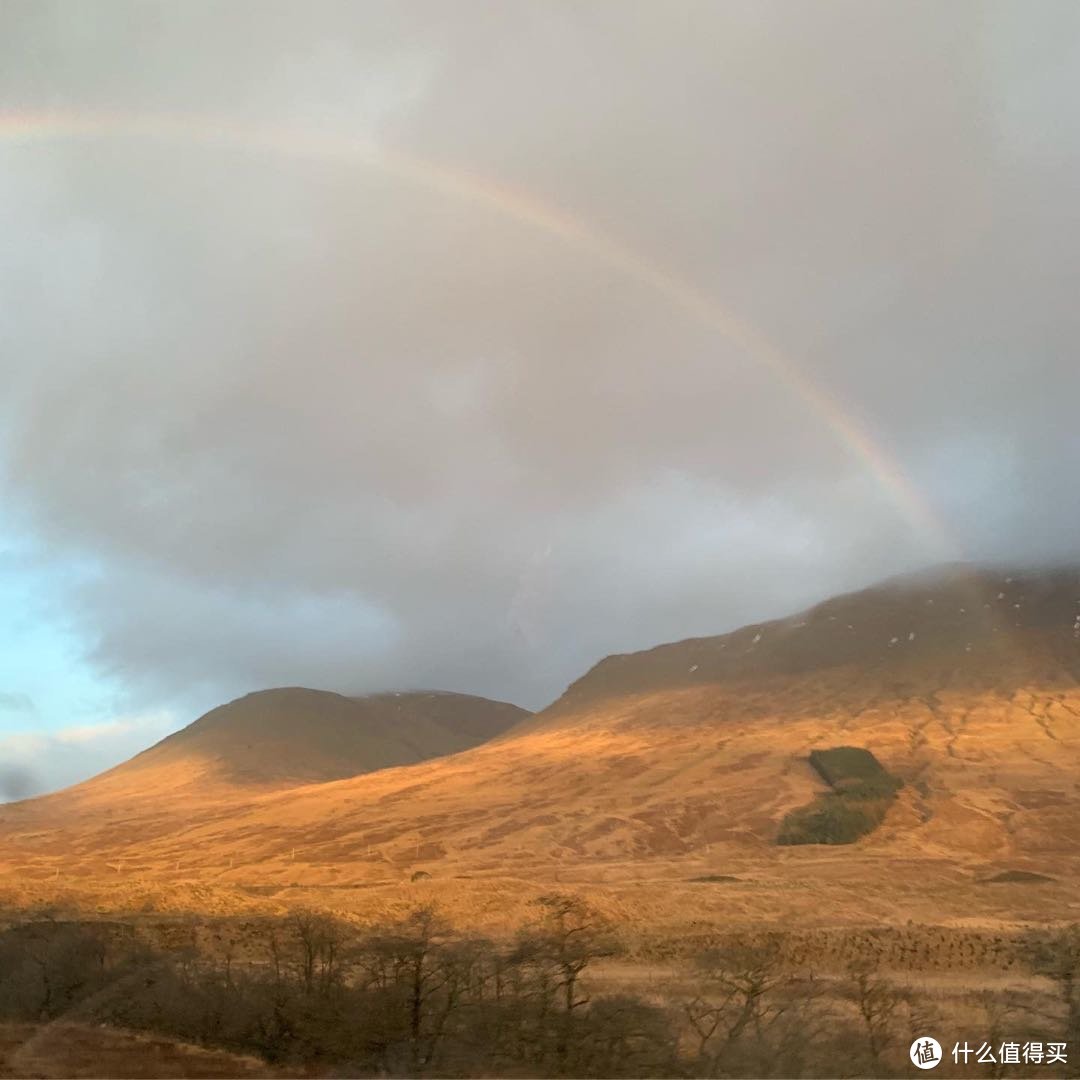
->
[0, 767, 36, 802]
[1, 1, 1078, 727]
[0, 714, 177, 801]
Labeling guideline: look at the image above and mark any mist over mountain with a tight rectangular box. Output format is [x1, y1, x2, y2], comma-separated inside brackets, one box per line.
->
[551, 563, 1080, 711]
[2, 4, 1080, 801]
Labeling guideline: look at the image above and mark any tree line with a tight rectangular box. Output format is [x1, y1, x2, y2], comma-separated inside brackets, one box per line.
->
[0, 899, 1077, 1077]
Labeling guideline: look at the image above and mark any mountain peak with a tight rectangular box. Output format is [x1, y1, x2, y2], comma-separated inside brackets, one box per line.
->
[551, 564, 1080, 712]
[62, 687, 531, 801]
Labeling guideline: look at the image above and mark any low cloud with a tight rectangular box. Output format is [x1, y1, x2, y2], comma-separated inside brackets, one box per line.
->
[0, 766, 36, 802]
[0, 712, 177, 800]
[0, 2, 1078, 733]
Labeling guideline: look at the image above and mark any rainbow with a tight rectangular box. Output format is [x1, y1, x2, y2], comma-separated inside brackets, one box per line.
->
[0, 108, 954, 555]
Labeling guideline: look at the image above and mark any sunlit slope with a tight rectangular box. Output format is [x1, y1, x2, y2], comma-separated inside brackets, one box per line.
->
[544, 563, 1080, 716]
[5, 688, 530, 809]
[138, 687, 530, 785]
[2, 567, 1078, 898]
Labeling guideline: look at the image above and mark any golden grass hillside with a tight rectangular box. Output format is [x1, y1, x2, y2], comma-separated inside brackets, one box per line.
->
[15, 687, 530, 807]
[1, 565, 1078, 939]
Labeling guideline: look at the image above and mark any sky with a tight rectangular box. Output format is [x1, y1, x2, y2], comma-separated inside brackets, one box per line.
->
[2, 1, 1080, 798]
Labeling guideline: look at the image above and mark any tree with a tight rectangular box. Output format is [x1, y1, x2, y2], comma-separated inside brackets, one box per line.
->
[846, 961, 906, 1069]
[289, 910, 348, 995]
[511, 894, 620, 1072]
[683, 938, 790, 1075]
[356, 906, 467, 1072]
[1026, 923, 1080, 1048]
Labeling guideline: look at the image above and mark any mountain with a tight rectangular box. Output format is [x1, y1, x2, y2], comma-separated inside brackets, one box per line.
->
[132, 687, 529, 785]
[10, 688, 530, 809]
[1, 565, 1078, 934]
[546, 561, 1080, 714]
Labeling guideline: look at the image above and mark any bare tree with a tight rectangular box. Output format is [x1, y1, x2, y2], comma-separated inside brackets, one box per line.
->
[683, 938, 790, 1074]
[1026, 923, 1080, 1048]
[847, 961, 906, 1069]
[512, 893, 620, 1072]
[289, 909, 348, 995]
[356, 906, 464, 1071]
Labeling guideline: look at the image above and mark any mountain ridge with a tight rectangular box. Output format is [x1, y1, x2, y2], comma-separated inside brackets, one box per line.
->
[20, 687, 531, 808]
[542, 563, 1080, 719]
[1, 563, 1078, 935]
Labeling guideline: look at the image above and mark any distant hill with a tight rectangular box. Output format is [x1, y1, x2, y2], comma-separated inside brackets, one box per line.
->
[136, 687, 529, 784]
[19, 688, 530, 807]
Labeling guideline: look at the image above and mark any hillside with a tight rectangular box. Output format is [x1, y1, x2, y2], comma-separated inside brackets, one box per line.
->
[6, 688, 530, 810]
[133, 687, 530, 785]
[546, 562, 1080, 713]
[1, 565, 1078, 935]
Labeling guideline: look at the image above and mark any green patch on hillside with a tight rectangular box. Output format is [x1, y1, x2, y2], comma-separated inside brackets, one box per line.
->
[808, 746, 900, 793]
[777, 747, 902, 846]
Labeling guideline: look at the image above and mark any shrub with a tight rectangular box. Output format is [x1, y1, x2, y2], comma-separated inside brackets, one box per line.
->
[777, 747, 902, 846]
[776, 795, 886, 845]
[809, 747, 895, 789]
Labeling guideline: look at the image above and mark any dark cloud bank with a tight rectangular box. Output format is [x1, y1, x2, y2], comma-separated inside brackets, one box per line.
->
[1, 1, 1079, 725]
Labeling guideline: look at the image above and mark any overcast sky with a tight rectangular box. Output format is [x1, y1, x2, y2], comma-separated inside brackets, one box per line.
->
[2, 1, 1079, 798]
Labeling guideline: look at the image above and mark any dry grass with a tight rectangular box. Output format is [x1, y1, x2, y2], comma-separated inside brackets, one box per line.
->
[0, 569, 1077, 1073]
[1, 667, 1077, 942]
